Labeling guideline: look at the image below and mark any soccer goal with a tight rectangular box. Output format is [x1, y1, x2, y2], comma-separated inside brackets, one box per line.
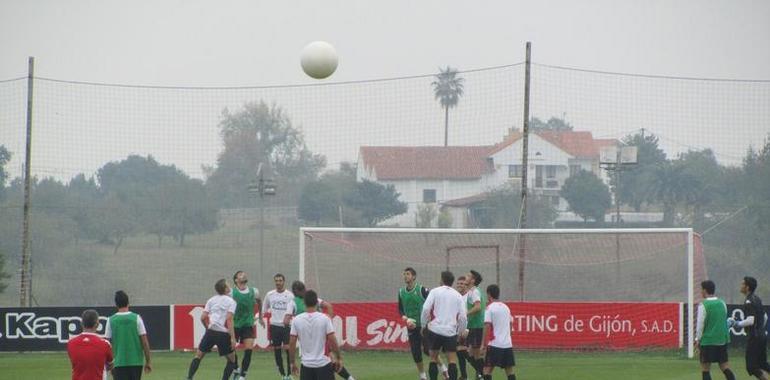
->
[299, 227, 703, 357]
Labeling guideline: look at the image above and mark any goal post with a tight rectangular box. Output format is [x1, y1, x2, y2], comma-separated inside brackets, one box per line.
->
[299, 227, 700, 357]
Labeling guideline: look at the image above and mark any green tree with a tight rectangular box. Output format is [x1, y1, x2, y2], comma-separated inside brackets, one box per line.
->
[675, 149, 723, 229]
[344, 180, 408, 227]
[470, 184, 557, 228]
[561, 170, 612, 222]
[298, 163, 358, 226]
[437, 208, 453, 228]
[415, 203, 438, 228]
[0, 145, 10, 201]
[432, 67, 465, 146]
[650, 161, 699, 226]
[618, 132, 668, 211]
[530, 117, 574, 132]
[205, 101, 326, 208]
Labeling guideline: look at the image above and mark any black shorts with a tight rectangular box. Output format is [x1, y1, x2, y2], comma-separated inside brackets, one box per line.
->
[300, 363, 335, 380]
[408, 328, 430, 363]
[198, 329, 233, 356]
[699, 344, 728, 364]
[112, 366, 143, 380]
[484, 346, 515, 369]
[746, 336, 770, 375]
[466, 328, 483, 349]
[428, 330, 458, 353]
[234, 326, 255, 342]
[270, 325, 290, 347]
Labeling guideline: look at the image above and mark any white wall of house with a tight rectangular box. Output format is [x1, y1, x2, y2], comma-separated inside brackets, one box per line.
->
[377, 178, 485, 226]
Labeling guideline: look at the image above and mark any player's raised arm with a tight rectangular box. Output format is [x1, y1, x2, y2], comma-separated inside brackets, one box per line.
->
[321, 299, 334, 318]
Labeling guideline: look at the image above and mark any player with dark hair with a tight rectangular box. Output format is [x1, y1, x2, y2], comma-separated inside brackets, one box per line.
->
[262, 273, 295, 380]
[481, 284, 515, 380]
[230, 270, 263, 380]
[730, 276, 770, 379]
[106, 290, 152, 380]
[696, 280, 736, 380]
[289, 290, 342, 380]
[465, 269, 486, 380]
[285, 281, 355, 380]
[421, 270, 467, 380]
[68, 309, 113, 380]
[185, 279, 239, 380]
[455, 276, 471, 380]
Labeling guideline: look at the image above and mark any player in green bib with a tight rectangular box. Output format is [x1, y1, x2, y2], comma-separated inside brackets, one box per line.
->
[466, 269, 487, 380]
[696, 280, 736, 380]
[230, 270, 263, 380]
[106, 290, 152, 380]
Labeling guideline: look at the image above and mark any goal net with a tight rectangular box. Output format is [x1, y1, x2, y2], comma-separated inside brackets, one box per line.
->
[300, 227, 704, 356]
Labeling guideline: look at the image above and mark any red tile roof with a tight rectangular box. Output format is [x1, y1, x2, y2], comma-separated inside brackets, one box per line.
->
[359, 146, 495, 180]
[360, 131, 618, 180]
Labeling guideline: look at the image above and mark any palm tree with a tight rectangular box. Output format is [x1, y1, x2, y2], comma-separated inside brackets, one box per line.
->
[432, 66, 465, 146]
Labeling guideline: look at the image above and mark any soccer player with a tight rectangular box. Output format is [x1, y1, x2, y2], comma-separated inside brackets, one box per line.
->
[695, 280, 736, 380]
[399, 267, 448, 380]
[421, 270, 467, 380]
[262, 273, 295, 380]
[288, 290, 342, 380]
[185, 279, 239, 380]
[286, 281, 356, 380]
[465, 270, 486, 380]
[481, 284, 515, 380]
[730, 276, 770, 379]
[230, 270, 264, 380]
[67, 309, 113, 380]
[455, 276, 470, 380]
[106, 290, 152, 380]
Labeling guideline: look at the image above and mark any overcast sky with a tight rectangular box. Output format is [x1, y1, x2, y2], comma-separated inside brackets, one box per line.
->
[1, 0, 769, 180]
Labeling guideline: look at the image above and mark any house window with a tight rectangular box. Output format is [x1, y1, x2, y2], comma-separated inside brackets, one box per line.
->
[508, 164, 523, 178]
[570, 164, 581, 177]
[423, 189, 437, 203]
[546, 165, 557, 178]
[551, 196, 560, 207]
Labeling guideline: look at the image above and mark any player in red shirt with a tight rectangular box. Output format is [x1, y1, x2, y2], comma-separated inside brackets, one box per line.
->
[67, 309, 114, 380]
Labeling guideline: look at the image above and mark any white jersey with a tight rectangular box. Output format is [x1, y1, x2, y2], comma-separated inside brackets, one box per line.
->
[204, 294, 237, 333]
[262, 289, 295, 326]
[421, 285, 468, 337]
[484, 301, 513, 348]
[290, 311, 334, 368]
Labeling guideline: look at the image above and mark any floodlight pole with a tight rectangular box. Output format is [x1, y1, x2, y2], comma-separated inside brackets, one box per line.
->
[249, 163, 276, 287]
[20, 57, 34, 307]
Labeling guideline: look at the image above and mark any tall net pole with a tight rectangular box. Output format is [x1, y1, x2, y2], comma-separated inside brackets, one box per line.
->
[19, 57, 34, 307]
[518, 42, 531, 301]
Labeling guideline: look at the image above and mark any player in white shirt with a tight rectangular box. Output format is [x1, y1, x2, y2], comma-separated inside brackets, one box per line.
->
[262, 273, 295, 380]
[421, 271, 468, 380]
[481, 284, 515, 380]
[185, 279, 238, 380]
[289, 290, 342, 380]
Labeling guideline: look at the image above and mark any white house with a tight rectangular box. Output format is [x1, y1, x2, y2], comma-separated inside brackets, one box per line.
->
[357, 129, 617, 227]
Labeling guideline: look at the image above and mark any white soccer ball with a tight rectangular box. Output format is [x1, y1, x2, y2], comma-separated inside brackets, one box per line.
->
[301, 41, 338, 79]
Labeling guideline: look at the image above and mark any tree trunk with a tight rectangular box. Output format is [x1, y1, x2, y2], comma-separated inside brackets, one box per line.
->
[113, 236, 123, 255]
[444, 105, 449, 146]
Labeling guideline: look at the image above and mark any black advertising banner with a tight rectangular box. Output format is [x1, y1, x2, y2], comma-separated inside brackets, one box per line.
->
[0, 306, 170, 352]
[727, 304, 770, 348]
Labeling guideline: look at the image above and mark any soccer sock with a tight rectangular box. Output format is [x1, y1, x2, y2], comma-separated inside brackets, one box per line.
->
[274, 348, 285, 376]
[222, 357, 238, 380]
[187, 357, 201, 379]
[285, 349, 292, 376]
[337, 366, 351, 379]
[429, 362, 439, 380]
[702, 371, 712, 380]
[242, 349, 252, 374]
[473, 357, 484, 375]
[507, 375, 516, 380]
[448, 363, 458, 380]
[723, 368, 736, 380]
[458, 351, 468, 377]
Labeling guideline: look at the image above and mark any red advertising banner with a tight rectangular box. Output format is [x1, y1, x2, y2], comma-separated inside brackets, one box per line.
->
[172, 302, 680, 351]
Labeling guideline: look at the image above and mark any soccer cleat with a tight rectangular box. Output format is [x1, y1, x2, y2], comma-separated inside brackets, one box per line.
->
[231, 368, 241, 380]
